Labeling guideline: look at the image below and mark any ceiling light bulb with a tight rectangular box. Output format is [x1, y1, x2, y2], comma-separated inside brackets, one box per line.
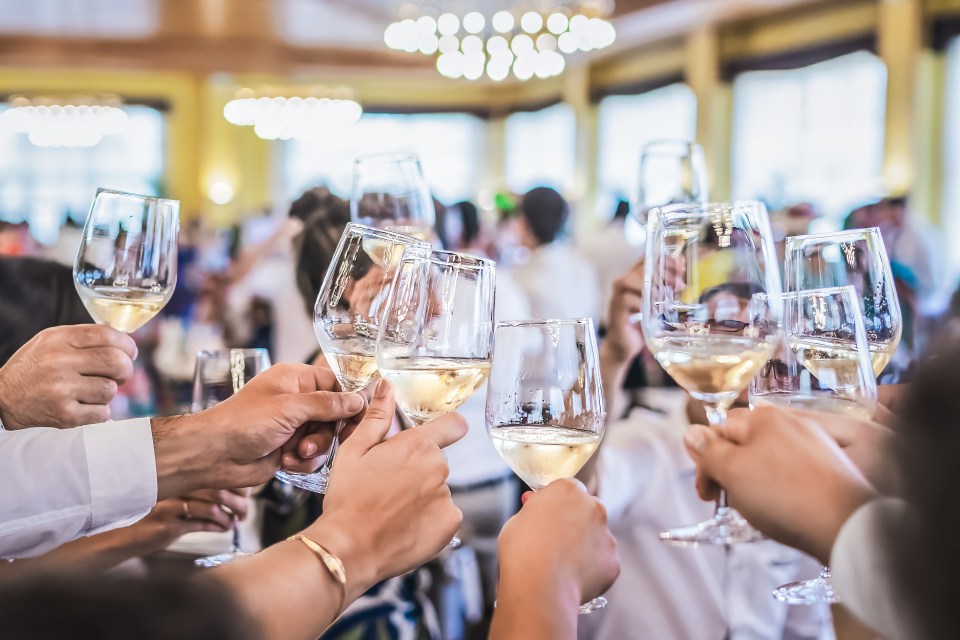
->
[437, 13, 459, 36]
[463, 11, 485, 34]
[461, 34, 483, 53]
[439, 34, 459, 54]
[492, 11, 514, 33]
[511, 33, 534, 55]
[520, 11, 543, 34]
[546, 13, 569, 35]
[557, 31, 578, 53]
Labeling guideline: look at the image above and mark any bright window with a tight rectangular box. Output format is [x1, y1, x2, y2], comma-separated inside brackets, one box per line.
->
[944, 38, 960, 279]
[284, 112, 485, 204]
[0, 104, 164, 244]
[731, 51, 887, 224]
[596, 83, 697, 216]
[504, 103, 576, 195]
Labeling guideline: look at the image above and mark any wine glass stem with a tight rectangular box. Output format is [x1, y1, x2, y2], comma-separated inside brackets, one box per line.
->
[819, 566, 832, 581]
[317, 418, 348, 480]
[232, 521, 241, 553]
[703, 403, 728, 516]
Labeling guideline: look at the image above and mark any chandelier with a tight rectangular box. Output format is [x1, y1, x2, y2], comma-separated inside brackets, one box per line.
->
[223, 86, 363, 140]
[0, 95, 129, 148]
[384, 1, 616, 81]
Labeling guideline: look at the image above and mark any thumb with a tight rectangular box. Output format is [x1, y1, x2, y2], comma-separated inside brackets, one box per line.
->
[684, 425, 737, 488]
[341, 379, 396, 454]
[415, 412, 468, 449]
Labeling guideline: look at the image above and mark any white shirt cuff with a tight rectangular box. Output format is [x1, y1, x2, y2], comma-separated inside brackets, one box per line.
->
[82, 418, 158, 534]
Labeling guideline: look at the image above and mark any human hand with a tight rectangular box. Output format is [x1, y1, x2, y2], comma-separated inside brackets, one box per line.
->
[684, 406, 878, 564]
[0, 325, 136, 429]
[602, 259, 646, 364]
[153, 363, 365, 498]
[303, 379, 465, 601]
[123, 489, 252, 554]
[497, 479, 620, 607]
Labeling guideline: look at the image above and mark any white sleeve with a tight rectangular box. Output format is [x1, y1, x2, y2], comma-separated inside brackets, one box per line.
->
[0, 418, 157, 559]
[830, 498, 912, 640]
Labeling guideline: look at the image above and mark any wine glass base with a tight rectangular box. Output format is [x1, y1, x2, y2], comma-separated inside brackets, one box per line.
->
[194, 550, 251, 568]
[579, 596, 607, 614]
[275, 470, 329, 494]
[659, 508, 765, 547]
[772, 576, 839, 605]
[449, 536, 461, 549]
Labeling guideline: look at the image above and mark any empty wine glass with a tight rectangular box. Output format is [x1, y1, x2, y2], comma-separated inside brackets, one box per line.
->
[74, 188, 180, 333]
[192, 348, 271, 568]
[485, 318, 607, 613]
[351, 152, 435, 243]
[274, 223, 431, 493]
[635, 140, 707, 225]
[643, 201, 782, 546]
[751, 286, 876, 604]
[784, 228, 902, 377]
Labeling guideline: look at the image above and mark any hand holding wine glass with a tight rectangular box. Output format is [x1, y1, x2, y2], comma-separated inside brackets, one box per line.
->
[642, 201, 782, 546]
[485, 318, 608, 613]
[275, 223, 430, 493]
[73, 188, 179, 333]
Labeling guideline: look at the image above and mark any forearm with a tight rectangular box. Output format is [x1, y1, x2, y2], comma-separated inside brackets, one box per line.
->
[151, 415, 224, 500]
[0, 528, 147, 579]
[209, 516, 376, 640]
[490, 570, 580, 640]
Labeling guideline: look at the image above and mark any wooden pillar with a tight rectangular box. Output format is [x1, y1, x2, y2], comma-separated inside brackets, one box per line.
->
[686, 25, 733, 201]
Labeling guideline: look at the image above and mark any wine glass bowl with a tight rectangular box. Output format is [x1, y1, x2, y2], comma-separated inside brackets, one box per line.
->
[376, 250, 496, 426]
[784, 228, 902, 377]
[351, 152, 435, 243]
[642, 201, 782, 546]
[73, 188, 180, 333]
[275, 223, 431, 493]
[635, 140, 707, 225]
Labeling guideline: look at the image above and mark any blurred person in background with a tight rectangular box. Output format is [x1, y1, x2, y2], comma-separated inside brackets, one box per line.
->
[578, 198, 643, 332]
[873, 196, 942, 310]
[508, 187, 600, 324]
[577, 259, 832, 640]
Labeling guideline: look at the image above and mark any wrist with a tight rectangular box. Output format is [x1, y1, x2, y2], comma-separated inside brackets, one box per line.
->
[815, 483, 877, 565]
[496, 561, 581, 636]
[152, 415, 218, 500]
[303, 515, 378, 603]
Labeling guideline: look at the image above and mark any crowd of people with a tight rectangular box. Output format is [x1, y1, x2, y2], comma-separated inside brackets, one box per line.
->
[0, 185, 958, 640]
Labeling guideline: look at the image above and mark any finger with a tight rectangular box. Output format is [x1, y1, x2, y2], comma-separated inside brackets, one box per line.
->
[341, 379, 396, 453]
[520, 491, 533, 505]
[297, 431, 335, 459]
[310, 352, 332, 371]
[415, 412, 469, 449]
[719, 410, 752, 445]
[74, 376, 119, 405]
[281, 453, 324, 474]
[183, 500, 234, 530]
[293, 391, 365, 425]
[68, 401, 111, 426]
[694, 466, 721, 502]
[188, 490, 250, 520]
[176, 519, 229, 536]
[687, 426, 738, 489]
[76, 347, 135, 383]
[67, 324, 138, 359]
[872, 404, 899, 429]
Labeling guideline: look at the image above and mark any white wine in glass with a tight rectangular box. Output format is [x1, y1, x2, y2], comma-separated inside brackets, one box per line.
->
[351, 152, 436, 245]
[274, 223, 431, 493]
[74, 188, 180, 333]
[643, 201, 782, 546]
[750, 286, 876, 605]
[379, 357, 491, 425]
[785, 228, 901, 377]
[485, 318, 608, 614]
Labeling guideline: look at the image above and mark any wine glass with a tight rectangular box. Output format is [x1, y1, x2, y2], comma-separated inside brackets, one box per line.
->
[635, 140, 707, 225]
[376, 250, 495, 425]
[485, 318, 607, 614]
[642, 201, 782, 546]
[192, 348, 272, 568]
[74, 188, 180, 333]
[351, 152, 435, 243]
[274, 223, 431, 493]
[784, 228, 902, 377]
[750, 286, 876, 604]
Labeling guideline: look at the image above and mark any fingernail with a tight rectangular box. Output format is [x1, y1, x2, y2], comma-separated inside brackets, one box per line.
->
[304, 441, 318, 456]
[282, 454, 297, 469]
[375, 378, 390, 397]
[344, 393, 364, 412]
[133, 346, 139, 360]
[685, 427, 706, 453]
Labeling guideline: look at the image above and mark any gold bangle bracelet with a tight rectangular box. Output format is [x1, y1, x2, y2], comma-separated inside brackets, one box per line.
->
[287, 534, 347, 611]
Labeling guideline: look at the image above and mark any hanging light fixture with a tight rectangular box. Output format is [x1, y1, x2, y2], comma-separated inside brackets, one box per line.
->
[384, 1, 616, 81]
[0, 95, 129, 148]
[223, 86, 363, 140]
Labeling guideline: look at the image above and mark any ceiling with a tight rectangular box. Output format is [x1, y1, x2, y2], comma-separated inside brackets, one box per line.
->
[0, 0, 824, 73]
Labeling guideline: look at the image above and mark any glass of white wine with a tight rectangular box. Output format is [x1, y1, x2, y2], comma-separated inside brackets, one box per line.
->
[191, 348, 271, 568]
[376, 250, 495, 426]
[351, 152, 435, 244]
[751, 286, 876, 605]
[73, 188, 180, 333]
[274, 223, 431, 493]
[485, 318, 607, 613]
[642, 201, 782, 546]
[635, 140, 707, 225]
[784, 228, 902, 377]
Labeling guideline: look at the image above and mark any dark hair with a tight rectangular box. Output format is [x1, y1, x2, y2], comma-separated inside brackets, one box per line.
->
[887, 339, 960, 639]
[613, 199, 630, 221]
[454, 201, 481, 246]
[521, 187, 568, 245]
[291, 188, 350, 316]
[0, 256, 91, 366]
[0, 573, 258, 640]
